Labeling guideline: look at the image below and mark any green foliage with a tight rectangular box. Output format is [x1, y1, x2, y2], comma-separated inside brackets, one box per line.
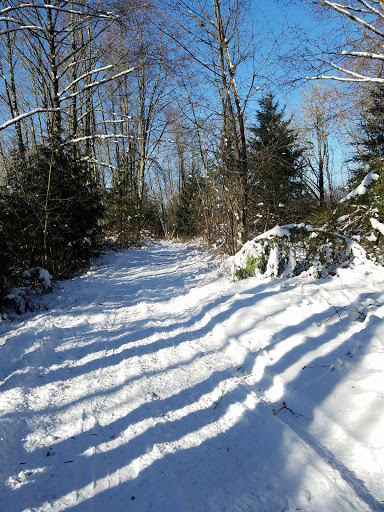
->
[234, 255, 256, 280]
[104, 159, 163, 246]
[175, 168, 204, 237]
[311, 208, 334, 228]
[0, 145, 104, 282]
[248, 92, 306, 230]
[232, 224, 355, 282]
[349, 84, 384, 187]
[105, 188, 139, 247]
[234, 254, 266, 280]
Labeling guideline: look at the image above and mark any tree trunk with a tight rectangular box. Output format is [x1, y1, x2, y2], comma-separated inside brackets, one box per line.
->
[213, 0, 248, 246]
[45, 3, 61, 147]
[5, 21, 25, 159]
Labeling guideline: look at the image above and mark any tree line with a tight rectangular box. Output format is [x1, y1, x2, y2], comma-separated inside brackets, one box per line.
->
[1, 0, 384, 300]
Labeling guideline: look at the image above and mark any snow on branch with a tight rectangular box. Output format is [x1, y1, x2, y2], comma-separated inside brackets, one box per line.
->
[0, 3, 119, 19]
[0, 25, 43, 36]
[329, 59, 379, 79]
[81, 157, 117, 170]
[340, 172, 379, 202]
[60, 67, 135, 102]
[304, 1, 384, 84]
[307, 59, 384, 83]
[318, 0, 384, 38]
[0, 3, 80, 15]
[308, 74, 384, 83]
[358, 0, 384, 18]
[58, 65, 113, 98]
[370, 217, 384, 235]
[65, 132, 179, 146]
[0, 108, 61, 131]
[320, 0, 382, 17]
[341, 50, 384, 61]
[64, 134, 138, 144]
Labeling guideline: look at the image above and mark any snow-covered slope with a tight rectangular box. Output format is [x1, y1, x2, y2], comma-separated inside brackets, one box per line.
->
[0, 241, 383, 511]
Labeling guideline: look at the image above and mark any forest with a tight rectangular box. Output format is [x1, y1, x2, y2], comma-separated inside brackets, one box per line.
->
[1, 0, 384, 305]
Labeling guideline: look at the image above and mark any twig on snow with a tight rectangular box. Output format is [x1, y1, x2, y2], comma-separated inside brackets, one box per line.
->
[213, 381, 227, 410]
[272, 401, 310, 420]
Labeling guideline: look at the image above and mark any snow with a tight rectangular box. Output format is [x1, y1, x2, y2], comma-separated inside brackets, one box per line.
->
[265, 244, 281, 276]
[340, 172, 379, 203]
[1, 241, 384, 511]
[0, 108, 61, 131]
[28, 268, 53, 290]
[256, 224, 292, 240]
[58, 65, 113, 98]
[370, 217, 384, 236]
[61, 68, 135, 102]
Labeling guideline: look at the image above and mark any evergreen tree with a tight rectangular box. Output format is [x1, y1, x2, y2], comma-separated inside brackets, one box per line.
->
[248, 92, 305, 231]
[105, 156, 163, 246]
[349, 84, 384, 186]
[175, 168, 203, 237]
[0, 145, 103, 281]
[105, 159, 139, 247]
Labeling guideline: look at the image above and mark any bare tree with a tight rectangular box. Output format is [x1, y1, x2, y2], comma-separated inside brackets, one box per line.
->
[163, 0, 271, 249]
[300, 84, 336, 205]
[0, 1, 134, 149]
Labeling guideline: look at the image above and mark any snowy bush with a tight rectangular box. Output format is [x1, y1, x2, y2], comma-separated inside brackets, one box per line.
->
[228, 171, 384, 281]
[228, 224, 358, 280]
[21, 267, 53, 292]
[2, 267, 52, 317]
[321, 171, 384, 266]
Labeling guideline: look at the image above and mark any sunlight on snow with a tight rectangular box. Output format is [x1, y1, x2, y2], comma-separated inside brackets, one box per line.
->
[45, 390, 252, 512]
[2, 242, 384, 511]
[81, 377, 241, 456]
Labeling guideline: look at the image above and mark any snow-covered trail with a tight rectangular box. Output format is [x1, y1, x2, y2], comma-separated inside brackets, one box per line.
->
[1, 241, 384, 512]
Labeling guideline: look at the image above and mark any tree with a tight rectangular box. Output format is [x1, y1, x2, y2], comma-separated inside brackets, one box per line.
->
[164, 0, 267, 249]
[300, 84, 335, 206]
[0, 2, 134, 151]
[0, 146, 103, 279]
[175, 166, 204, 237]
[248, 92, 305, 230]
[349, 82, 384, 184]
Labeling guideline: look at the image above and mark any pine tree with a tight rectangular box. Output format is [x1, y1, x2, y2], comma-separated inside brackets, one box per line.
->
[105, 158, 139, 248]
[350, 84, 384, 186]
[0, 145, 103, 281]
[175, 167, 203, 237]
[248, 92, 305, 231]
